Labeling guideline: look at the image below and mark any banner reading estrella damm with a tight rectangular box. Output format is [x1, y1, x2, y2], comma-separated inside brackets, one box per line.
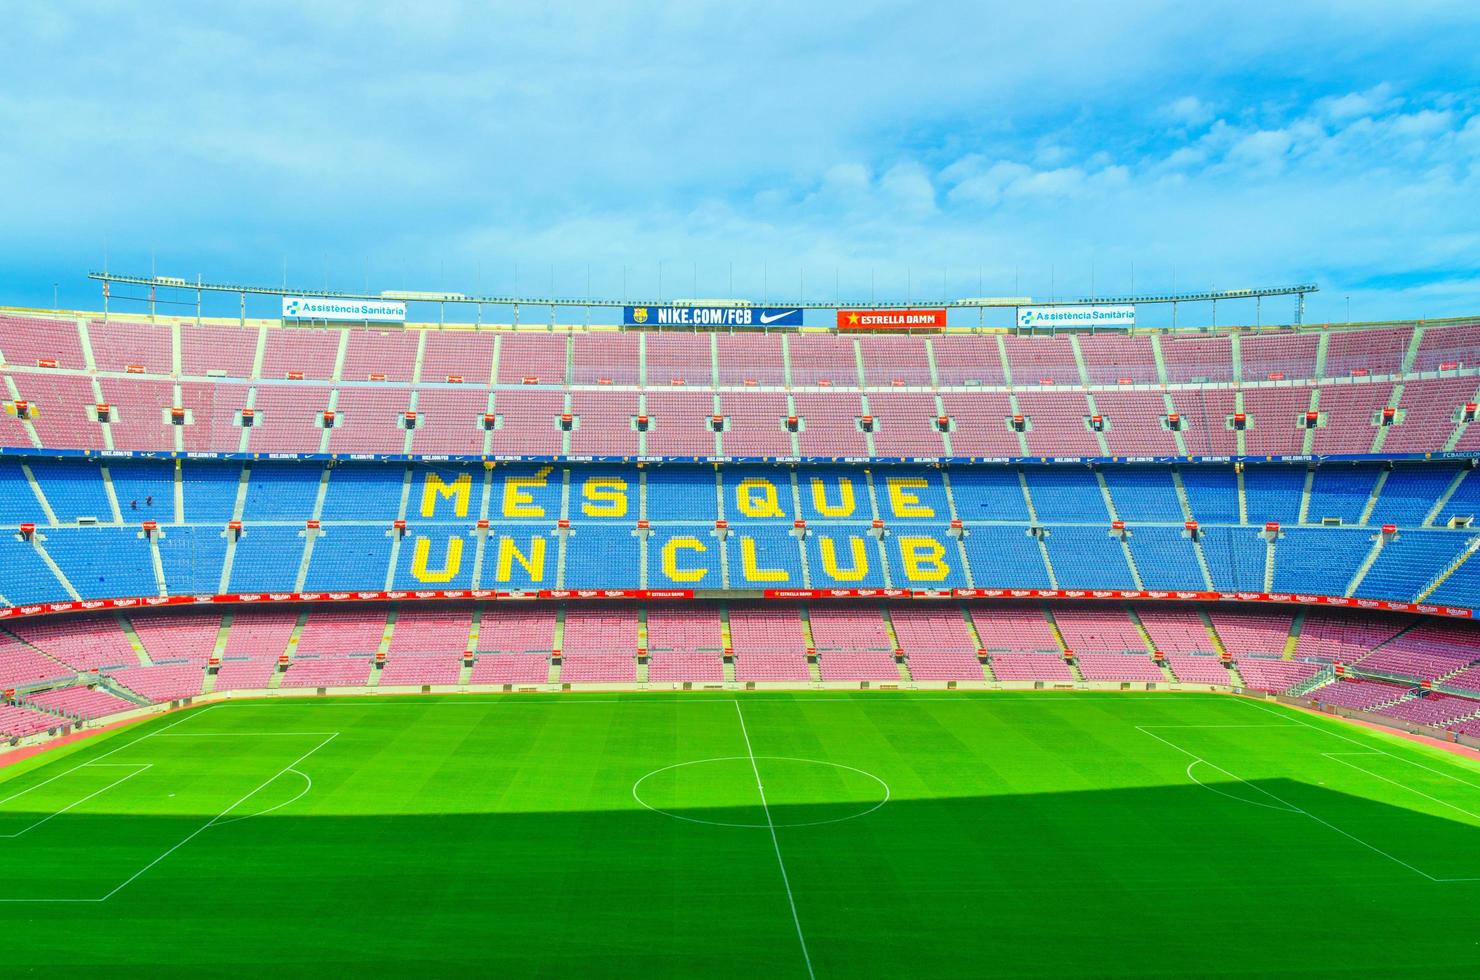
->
[836, 308, 947, 331]
[623, 306, 803, 327]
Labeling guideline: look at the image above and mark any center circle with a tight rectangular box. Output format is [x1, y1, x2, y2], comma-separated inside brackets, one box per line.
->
[632, 756, 890, 829]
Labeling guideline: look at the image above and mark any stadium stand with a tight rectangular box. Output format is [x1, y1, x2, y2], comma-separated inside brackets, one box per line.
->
[5, 311, 1480, 745]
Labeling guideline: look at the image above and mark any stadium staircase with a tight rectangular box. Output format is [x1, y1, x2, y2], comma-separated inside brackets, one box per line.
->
[366, 609, 397, 687]
[959, 606, 996, 682]
[1288, 665, 1334, 697]
[1312, 331, 1330, 378]
[1416, 536, 1480, 601]
[549, 607, 565, 684]
[1296, 467, 1315, 525]
[718, 606, 737, 682]
[878, 607, 913, 683]
[1401, 327, 1425, 374]
[1300, 388, 1320, 456]
[116, 614, 153, 666]
[29, 533, 81, 601]
[1016, 471, 1058, 588]
[1126, 607, 1181, 684]
[1344, 532, 1390, 597]
[1368, 383, 1404, 454]
[459, 605, 481, 685]
[1423, 469, 1470, 526]
[636, 609, 649, 684]
[1282, 610, 1305, 659]
[1442, 384, 1480, 451]
[20, 462, 59, 524]
[216, 464, 253, 592]
[1358, 470, 1388, 527]
[2, 375, 44, 449]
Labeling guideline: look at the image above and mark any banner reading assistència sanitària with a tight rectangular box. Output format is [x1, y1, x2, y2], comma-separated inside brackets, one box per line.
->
[1016, 305, 1135, 328]
[282, 296, 407, 323]
[623, 306, 803, 327]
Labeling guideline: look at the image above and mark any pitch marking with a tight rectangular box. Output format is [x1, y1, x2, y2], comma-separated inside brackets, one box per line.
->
[736, 700, 816, 980]
[0, 764, 153, 839]
[632, 756, 890, 829]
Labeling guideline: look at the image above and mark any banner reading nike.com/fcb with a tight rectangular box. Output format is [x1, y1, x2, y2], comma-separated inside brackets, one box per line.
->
[623, 306, 804, 327]
[1016, 305, 1135, 329]
[836, 308, 948, 331]
[282, 296, 407, 323]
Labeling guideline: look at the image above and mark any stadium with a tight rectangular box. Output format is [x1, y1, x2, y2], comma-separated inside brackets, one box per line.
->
[2, 286, 1480, 974]
[5, 4, 1480, 975]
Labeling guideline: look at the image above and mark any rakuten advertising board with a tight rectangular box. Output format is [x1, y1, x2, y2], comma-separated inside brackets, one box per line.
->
[836, 308, 948, 331]
[1016, 305, 1135, 328]
[282, 296, 407, 323]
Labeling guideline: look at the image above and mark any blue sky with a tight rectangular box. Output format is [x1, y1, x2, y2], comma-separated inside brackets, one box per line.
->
[1, 1, 1478, 325]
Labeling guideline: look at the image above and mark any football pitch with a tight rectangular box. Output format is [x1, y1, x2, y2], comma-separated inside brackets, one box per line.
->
[2, 691, 1478, 977]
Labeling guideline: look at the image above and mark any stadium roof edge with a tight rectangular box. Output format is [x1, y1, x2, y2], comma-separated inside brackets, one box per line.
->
[85, 271, 1318, 311]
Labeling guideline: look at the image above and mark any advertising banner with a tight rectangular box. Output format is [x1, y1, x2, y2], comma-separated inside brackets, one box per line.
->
[623, 306, 803, 327]
[1016, 305, 1135, 329]
[836, 308, 948, 330]
[282, 296, 407, 323]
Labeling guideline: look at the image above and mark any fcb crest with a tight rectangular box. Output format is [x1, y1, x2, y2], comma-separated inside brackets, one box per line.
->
[631, 306, 649, 324]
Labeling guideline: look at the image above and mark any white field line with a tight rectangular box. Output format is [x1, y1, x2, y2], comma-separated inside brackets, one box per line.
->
[1236, 698, 1480, 789]
[1136, 726, 1305, 814]
[1137, 724, 1479, 883]
[0, 711, 337, 904]
[0, 704, 222, 807]
[734, 701, 815, 980]
[1320, 753, 1480, 822]
[0, 764, 152, 839]
[95, 732, 338, 902]
[213, 768, 314, 827]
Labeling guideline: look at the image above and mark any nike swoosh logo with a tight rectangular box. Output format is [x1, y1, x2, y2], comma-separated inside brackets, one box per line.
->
[759, 310, 798, 324]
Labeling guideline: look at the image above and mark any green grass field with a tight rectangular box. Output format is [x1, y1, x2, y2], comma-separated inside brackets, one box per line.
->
[2, 691, 1478, 977]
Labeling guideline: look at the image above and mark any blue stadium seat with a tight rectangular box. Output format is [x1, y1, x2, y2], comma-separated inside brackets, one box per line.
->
[303, 526, 395, 591]
[1358, 530, 1471, 601]
[108, 460, 174, 521]
[1101, 467, 1183, 523]
[1041, 525, 1136, 590]
[563, 526, 642, 589]
[1180, 465, 1241, 523]
[27, 459, 112, 522]
[1374, 465, 1463, 527]
[1126, 526, 1207, 591]
[321, 464, 410, 522]
[0, 534, 69, 604]
[44, 526, 158, 598]
[1270, 527, 1370, 595]
[157, 525, 229, 595]
[0, 460, 44, 524]
[884, 529, 969, 589]
[647, 467, 720, 523]
[1199, 526, 1267, 592]
[1243, 466, 1306, 524]
[227, 526, 308, 592]
[241, 463, 323, 521]
[1022, 468, 1110, 524]
[180, 461, 242, 523]
[947, 468, 1032, 522]
[1306, 466, 1379, 524]
[960, 525, 1052, 589]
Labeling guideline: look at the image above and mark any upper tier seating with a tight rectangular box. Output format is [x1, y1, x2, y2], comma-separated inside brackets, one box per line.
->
[5, 315, 1480, 463]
